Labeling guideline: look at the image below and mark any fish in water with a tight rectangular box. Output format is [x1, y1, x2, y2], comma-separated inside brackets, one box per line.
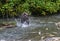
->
[20, 12, 29, 27]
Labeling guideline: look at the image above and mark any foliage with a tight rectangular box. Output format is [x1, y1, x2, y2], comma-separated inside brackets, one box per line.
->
[0, 0, 60, 17]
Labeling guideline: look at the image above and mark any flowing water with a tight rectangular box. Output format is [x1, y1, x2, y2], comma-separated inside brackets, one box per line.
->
[0, 14, 60, 41]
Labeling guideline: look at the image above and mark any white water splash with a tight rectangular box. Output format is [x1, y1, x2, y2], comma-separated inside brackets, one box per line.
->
[0, 39, 5, 41]
[15, 19, 21, 27]
[15, 19, 29, 27]
[28, 39, 31, 41]
[21, 21, 29, 28]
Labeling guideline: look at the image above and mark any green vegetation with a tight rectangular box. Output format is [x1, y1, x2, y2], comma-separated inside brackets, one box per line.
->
[0, 0, 60, 17]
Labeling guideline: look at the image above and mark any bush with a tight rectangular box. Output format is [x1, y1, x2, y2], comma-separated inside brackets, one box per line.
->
[0, 0, 60, 17]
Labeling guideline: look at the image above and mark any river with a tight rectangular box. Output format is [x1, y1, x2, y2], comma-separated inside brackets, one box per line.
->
[0, 14, 60, 41]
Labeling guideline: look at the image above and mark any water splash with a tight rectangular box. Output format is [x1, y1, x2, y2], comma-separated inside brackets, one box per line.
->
[0, 39, 5, 41]
[15, 19, 29, 27]
[28, 39, 31, 41]
[15, 19, 21, 27]
[21, 21, 29, 28]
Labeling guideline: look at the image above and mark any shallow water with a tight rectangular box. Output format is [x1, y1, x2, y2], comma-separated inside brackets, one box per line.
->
[0, 14, 60, 41]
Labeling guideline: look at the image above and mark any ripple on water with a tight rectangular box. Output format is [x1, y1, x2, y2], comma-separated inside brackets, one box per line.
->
[0, 16, 60, 41]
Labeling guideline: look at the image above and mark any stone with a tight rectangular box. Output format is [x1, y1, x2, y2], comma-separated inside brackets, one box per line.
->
[44, 37, 60, 41]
